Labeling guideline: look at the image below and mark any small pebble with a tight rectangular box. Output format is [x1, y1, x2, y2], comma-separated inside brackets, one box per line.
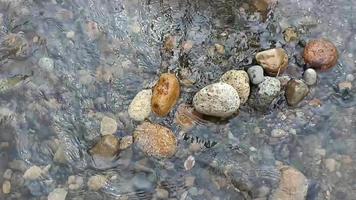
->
[338, 81, 352, 92]
[119, 135, 133, 150]
[100, 116, 117, 136]
[325, 158, 337, 172]
[156, 188, 169, 199]
[346, 74, 355, 82]
[2, 180, 11, 194]
[66, 31, 75, 39]
[184, 155, 196, 171]
[38, 57, 54, 71]
[3, 169, 12, 180]
[214, 44, 225, 54]
[23, 166, 44, 180]
[271, 129, 287, 138]
[283, 27, 299, 43]
[48, 188, 67, 200]
[285, 79, 309, 106]
[303, 68, 317, 86]
[68, 175, 84, 190]
[247, 65, 265, 85]
[128, 89, 152, 121]
[87, 175, 107, 191]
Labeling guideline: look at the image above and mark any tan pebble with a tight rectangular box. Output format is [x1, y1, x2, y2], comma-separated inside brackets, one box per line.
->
[89, 135, 120, 158]
[340, 155, 353, 165]
[325, 158, 338, 172]
[23, 166, 43, 180]
[151, 73, 180, 117]
[338, 81, 352, 91]
[119, 136, 133, 150]
[182, 40, 193, 53]
[87, 175, 107, 191]
[214, 44, 225, 54]
[220, 70, 250, 104]
[156, 188, 169, 199]
[134, 122, 177, 158]
[256, 48, 289, 76]
[128, 89, 152, 121]
[100, 116, 117, 135]
[2, 180, 11, 194]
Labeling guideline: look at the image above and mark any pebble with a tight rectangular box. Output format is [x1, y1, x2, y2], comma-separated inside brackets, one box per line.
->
[151, 73, 180, 116]
[249, 77, 281, 111]
[182, 40, 193, 53]
[89, 135, 120, 158]
[303, 68, 317, 86]
[193, 82, 240, 117]
[214, 44, 225, 54]
[156, 188, 169, 199]
[48, 188, 67, 200]
[338, 81, 352, 92]
[325, 158, 337, 172]
[271, 129, 287, 138]
[134, 122, 177, 158]
[85, 21, 101, 40]
[285, 79, 309, 106]
[66, 31, 75, 39]
[255, 48, 289, 76]
[100, 116, 117, 135]
[346, 74, 355, 82]
[2, 180, 11, 194]
[128, 89, 152, 121]
[247, 65, 265, 85]
[3, 169, 12, 180]
[68, 175, 84, 190]
[119, 135, 133, 150]
[303, 39, 338, 71]
[272, 166, 308, 200]
[87, 175, 107, 191]
[23, 166, 44, 180]
[184, 155, 196, 171]
[38, 57, 54, 71]
[53, 146, 66, 164]
[220, 70, 250, 104]
[283, 27, 299, 43]
[185, 176, 195, 187]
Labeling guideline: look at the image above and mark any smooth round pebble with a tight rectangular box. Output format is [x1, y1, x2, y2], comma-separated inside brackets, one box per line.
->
[220, 70, 250, 104]
[285, 79, 309, 106]
[193, 82, 240, 117]
[128, 89, 152, 121]
[303, 39, 338, 71]
[87, 175, 107, 191]
[247, 65, 265, 85]
[303, 68, 317, 86]
[2, 180, 11, 194]
[38, 57, 54, 71]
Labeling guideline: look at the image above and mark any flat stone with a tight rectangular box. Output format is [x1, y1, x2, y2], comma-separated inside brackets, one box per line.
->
[100, 116, 117, 135]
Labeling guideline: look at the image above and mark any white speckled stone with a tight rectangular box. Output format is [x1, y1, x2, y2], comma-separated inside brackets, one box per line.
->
[220, 70, 250, 104]
[128, 89, 152, 121]
[193, 82, 240, 117]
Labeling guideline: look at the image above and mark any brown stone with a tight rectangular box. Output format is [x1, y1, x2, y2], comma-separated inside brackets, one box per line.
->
[152, 73, 180, 116]
[285, 79, 309, 106]
[256, 48, 289, 76]
[134, 122, 177, 158]
[303, 39, 338, 71]
[89, 135, 120, 158]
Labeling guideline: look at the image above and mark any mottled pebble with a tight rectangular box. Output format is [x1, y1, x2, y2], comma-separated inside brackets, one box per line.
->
[271, 129, 287, 138]
[338, 81, 352, 92]
[48, 188, 67, 200]
[346, 74, 355, 82]
[303, 39, 338, 71]
[2, 180, 11, 194]
[23, 166, 44, 180]
[193, 82, 240, 117]
[128, 89, 152, 121]
[272, 166, 308, 200]
[152, 73, 180, 116]
[3, 169, 12, 180]
[249, 77, 281, 111]
[283, 27, 299, 43]
[256, 48, 289, 76]
[89, 135, 120, 158]
[38, 57, 54, 71]
[119, 135, 133, 150]
[303, 68, 317, 86]
[156, 188, 169, 199]
[100, 116, 117, 135]
[247, 65, 265, 85]
[325, 158, 338, 172]
[220, 70, 250, 104]
[285, 79, 309, 106]
[87, 175, 107, 191]
[134, 122, 177, 158]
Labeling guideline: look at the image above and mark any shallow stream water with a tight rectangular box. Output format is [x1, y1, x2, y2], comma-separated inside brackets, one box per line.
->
[0, 0, 355, 200]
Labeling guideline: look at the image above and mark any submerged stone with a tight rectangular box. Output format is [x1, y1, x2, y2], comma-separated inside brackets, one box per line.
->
[285, 79, 309, 106]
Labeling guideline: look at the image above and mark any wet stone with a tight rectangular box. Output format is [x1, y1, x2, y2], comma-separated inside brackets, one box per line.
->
[156, 188, 169, 199]
[87, 175, 107, 191]
[3, 169, 12, 180]
[338, 81, 352, 92]
[256, 48, 289, 76]
[249, 77, 281, 111]
[38, 57, 54, 71]
[220, 70, 250, 104]
[303, 68, 317, 86]
[247, 65, 265, 85]
[48, 188, 67, 200]
[100, 116, 117, 136]
[303, 39, 338, 71]
[119, 135, 133, 150]
[2, 180, 11, 194]
[283, 27, 299, 43]
[128, 89, 152, 121]
[89, 135, 120, 158]
[68, 175, 84, 190]
[325, 158, 338, 172]
[193, 82, 240, 117]
[285, 79, 309, 106]
[23, 166, 44, 180]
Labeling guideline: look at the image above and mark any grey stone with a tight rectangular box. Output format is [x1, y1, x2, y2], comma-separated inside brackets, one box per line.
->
[247, 65, 265, 85]
[38, 57, 54, 71]
[303, 68, 317, 86]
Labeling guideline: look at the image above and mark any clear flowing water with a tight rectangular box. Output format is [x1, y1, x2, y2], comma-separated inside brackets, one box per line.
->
[0, 0, 355, 199]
